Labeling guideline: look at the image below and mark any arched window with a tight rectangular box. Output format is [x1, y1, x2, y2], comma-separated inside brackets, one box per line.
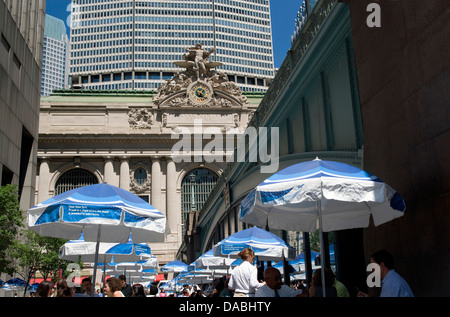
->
[55, 168, 98, 195]
[181, 168, 218, 235]
[134, 167, 147, 185]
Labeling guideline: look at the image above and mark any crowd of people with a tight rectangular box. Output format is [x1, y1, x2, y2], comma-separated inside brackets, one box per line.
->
[29, 249, 413, 298]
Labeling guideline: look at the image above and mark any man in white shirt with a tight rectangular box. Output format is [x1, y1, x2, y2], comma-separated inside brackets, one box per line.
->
[255, 267, 303, 297]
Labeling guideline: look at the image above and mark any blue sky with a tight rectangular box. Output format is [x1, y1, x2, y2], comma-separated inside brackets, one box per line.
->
[45, 0, 302, 69]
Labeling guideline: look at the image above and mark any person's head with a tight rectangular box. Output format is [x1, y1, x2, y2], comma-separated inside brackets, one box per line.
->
[371, 249, 394, 279]
[312, 268, 335, 287]
[105, 277, 122, 296]
[195, 289, 203, 297]
[264, 267, 282, 290]
[81, 277, 93, 293]
[118, 275, 127, 288]
[149, 284, 158, 296]
[36, 280, 54, 297]
[215, 280, 224, 292]
[238, 248, 255, 262]
[132, 283, 146, 297]
[55, 278, 72, 297]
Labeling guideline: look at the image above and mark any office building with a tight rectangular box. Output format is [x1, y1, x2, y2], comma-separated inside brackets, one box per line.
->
[0, 0, 45, 294]
[41, 14, 70, 96]
[69, 0, 274, 92]
[0, 0, 45, 210]
[41, 15, 70, 96]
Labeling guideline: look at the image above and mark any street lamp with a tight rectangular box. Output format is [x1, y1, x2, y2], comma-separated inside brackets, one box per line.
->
[190, 172, 196, 212]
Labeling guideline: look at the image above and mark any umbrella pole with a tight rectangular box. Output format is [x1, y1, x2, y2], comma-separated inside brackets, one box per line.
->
[317, 200, 326, 297]
[283, 257, 290, 285]
[92, 225, 102, 297]
[103, 255, 106, 294]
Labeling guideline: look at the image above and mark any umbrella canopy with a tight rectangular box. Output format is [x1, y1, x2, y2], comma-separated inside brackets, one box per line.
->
[27, 183, 166, 295]
[194, 249, 235, 270]
[142, 269, 158, 276]
[3, 278, 27, 289]
[240, 158, 406, 232]
[139, 257, 159, 269]
[213, 226, 296, 261]
[113, 257, 159, 272]
[290, 250, 321, 272]
[27, 183, 166, 243]
[289, 258, 321, 273]
[177, 272, 213, 284]
[59, 233, 152, 263]
[115, 261, 143, 271]
[272, 260, 296, 275]
[161, 260, 189, 273]
[239, 158, 406, 296]
[296, 250, 321, 261]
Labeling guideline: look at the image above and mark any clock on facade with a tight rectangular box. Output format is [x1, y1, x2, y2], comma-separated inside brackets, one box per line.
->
[189, 82, 212, 104]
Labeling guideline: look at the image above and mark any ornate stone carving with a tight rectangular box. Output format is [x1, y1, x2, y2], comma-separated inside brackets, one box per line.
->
[153, 43, 248, 108]
[129, 165, 150, 194]
[128, 108, 153, 129]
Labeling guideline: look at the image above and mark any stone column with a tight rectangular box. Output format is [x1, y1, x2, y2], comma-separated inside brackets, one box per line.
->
[37, 157, 51, 203]
[104, 156, 114, 185]
[166, 157, 177, 236]
[151, 156, 162, 211]
[119, 156, 130, 191]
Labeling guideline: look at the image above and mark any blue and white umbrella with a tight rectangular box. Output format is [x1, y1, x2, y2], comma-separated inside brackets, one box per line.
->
[213, 226, 296, 261]
[114, 257, 159, 272]
[27, 183, 166, 293]
[194, 249, 236, 270]
[240, 158, 406, 232]
[161, 260, 189, 273]
[177, 271, 213, 285]
[59, 233, 152, 263]
[27, 183, 166, 243]
[3, 278, 27, 288]
[239, 158, 406, 296]
[290, 250, 321, 272]
[272, 260, 296, 275]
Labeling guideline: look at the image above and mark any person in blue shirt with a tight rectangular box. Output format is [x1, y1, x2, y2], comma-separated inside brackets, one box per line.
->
[358, 249, 414, 297]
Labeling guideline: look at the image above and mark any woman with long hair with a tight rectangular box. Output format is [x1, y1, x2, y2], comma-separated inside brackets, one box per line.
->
[131, 283, 146, 297]
[228, 248, 264, 297]
[55, 278, 73, 297]
[36, 280, 54, 297]
[104, 277, 125, 297]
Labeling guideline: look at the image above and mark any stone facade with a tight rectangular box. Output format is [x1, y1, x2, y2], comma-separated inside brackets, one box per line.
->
[0, 0, 45, 210]
[342, 0, 450, 296]
[37, 46, 262, 265]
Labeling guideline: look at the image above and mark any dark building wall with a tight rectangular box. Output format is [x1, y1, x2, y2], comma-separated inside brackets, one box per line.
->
[343, 0, 450, 296]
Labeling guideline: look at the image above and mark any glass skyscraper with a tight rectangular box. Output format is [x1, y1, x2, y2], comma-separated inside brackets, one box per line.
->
[69, 0, 274, 92]
[41, 15, 70, 96]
